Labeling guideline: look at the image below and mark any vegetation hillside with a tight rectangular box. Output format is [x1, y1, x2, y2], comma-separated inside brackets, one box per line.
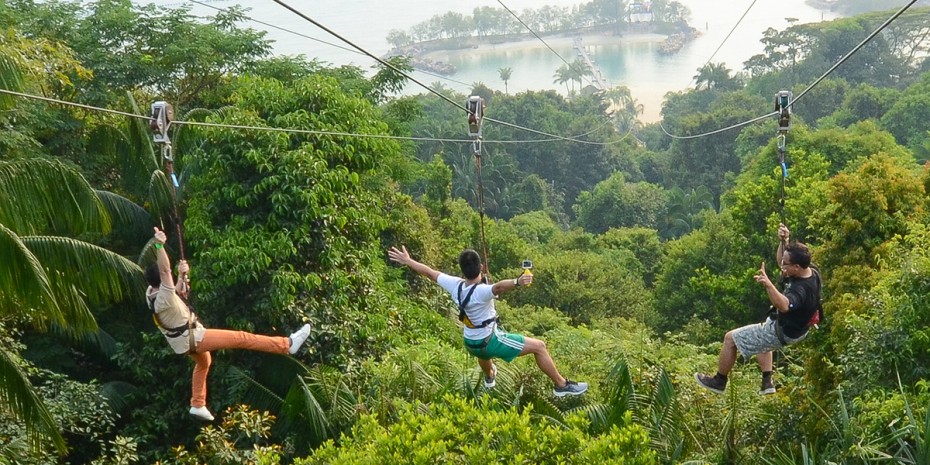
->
[1, 0, 930, 463]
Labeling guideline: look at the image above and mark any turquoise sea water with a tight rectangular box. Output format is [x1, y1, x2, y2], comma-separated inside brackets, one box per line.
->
[141, 0, 840, 121]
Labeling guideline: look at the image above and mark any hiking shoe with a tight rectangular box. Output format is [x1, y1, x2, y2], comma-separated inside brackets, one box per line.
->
[759, 377, 776, 395]
[484, 364, 497, 389]
[694, 373, 727, 394]
[553, 379, 588, 397]
[189, 406, 214, 421]
[289, 323, 312, 354]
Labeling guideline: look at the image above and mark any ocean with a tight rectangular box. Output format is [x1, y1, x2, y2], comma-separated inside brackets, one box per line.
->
[139, 0, 841, 121]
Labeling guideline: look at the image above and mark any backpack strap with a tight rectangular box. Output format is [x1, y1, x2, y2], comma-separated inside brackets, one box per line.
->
[809, 266, 824, 328]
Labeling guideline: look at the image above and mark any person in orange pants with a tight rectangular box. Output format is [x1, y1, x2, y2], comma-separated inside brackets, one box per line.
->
[145, 227, 311, 421]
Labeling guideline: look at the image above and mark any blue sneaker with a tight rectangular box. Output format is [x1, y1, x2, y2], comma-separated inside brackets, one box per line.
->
[553, 379, 588, 397]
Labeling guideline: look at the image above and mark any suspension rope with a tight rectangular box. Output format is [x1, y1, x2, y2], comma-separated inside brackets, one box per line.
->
[495, 0, 594, 87]
[151, 102, 191, 296]
[267, 0, 626, 146]
[186, 0, 475, 90]
[472, 138, 491, 280]
[777, 133, 787, 225]
[661, 0, 918, 140]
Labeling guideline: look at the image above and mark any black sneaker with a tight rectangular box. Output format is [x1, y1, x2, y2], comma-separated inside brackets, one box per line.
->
[484, 364, 497, 389]
[759, 377, 776, 395]
[553, 379, 588, 397]
[694, 373, 727, 394]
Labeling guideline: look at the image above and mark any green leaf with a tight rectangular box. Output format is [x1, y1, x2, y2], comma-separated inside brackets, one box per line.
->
[0, 159, 111, 236]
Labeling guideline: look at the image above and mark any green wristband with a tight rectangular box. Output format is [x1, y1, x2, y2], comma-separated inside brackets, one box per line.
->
[154, 243, 163, 249]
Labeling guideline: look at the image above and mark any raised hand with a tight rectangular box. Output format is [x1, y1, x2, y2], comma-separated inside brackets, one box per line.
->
[154, 227, 167, 245]
[753, 261, 772, 287]
[387, 246, 411, 265]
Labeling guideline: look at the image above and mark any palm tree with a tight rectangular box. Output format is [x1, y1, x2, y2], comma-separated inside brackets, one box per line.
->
[603, 86, 644, 132]
[568, 58, 592, 92]
[497, 67, 512, 95]
[693, 62, 741, 91]
[0, 159, 144, 456]
[0, 52, 146, 458]
[553, 64, 572, 94]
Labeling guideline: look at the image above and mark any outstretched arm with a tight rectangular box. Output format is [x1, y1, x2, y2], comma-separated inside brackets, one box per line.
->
[153, 227, 174, 288]
[491, 273, 533, 296]
[388, 246, 440, 282]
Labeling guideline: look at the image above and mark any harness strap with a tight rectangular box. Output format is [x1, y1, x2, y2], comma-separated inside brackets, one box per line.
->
[148, 295, 198, 354]
[457, 282, 497, 329]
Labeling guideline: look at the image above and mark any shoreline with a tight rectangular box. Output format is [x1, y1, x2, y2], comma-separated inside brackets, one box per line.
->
[420, 31, 668, 60]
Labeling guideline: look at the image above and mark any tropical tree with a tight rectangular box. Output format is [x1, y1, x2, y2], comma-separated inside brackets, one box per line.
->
[693, 62, 742, 91]
[572, 172, 668, 234]
[553, 64, 572, 94]
[603, 86, 644, 132]
[497, 66, 512, 94]
[0, 158, 144, 456]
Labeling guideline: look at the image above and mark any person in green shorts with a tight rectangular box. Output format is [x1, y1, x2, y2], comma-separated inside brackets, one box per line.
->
[388, 246, 587, 397]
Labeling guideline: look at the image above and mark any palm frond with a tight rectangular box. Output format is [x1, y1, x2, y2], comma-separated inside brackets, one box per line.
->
[0, 159, 110, 236]
[147, 170, 176, 226]
[124, 94, 159, 190]
[98, 380, 140, 413]
[228, 365, 286, 411]
[896, 370, 930, 464]
[644, 369, 687, 462]
[0, 435, 30, 465]
[22, 235, 144, 333]
[281, 376, 333, 446]
[0, 224, 60, 320]
[585, 356, 635, 433]
[0, 347, 66, 454]
[0, 54, 25, 110]
[94, 190, 151, 241]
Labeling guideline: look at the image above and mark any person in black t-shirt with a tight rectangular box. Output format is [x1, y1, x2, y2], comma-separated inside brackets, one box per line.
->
[695, 223, 822, 395]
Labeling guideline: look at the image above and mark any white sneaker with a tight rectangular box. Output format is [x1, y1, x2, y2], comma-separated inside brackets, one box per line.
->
[189, 406, 214, 421]
[484, 364, 497, 389]
[289, 323, 312, 354]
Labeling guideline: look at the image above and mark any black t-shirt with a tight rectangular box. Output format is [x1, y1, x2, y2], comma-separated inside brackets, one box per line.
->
[778, 268, 821, 339]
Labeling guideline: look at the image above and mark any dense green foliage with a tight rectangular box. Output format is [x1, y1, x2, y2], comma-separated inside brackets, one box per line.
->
[2, 0, 930, 463]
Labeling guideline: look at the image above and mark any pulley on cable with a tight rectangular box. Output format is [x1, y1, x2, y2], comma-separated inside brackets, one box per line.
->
[150, 100, 191, 299]
[773, 90, 792, 225]
[466, 95, 492, 282]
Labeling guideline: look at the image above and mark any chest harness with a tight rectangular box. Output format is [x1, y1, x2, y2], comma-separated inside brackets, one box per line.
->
[457, 282, 498, 330]
[147, 294, 199, 354]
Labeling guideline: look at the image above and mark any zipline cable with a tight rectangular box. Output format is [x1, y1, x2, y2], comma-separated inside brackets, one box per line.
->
[695, 0, 760, 84]
[790, 0, 918, 107]
[267, 0, 626, 146]
[661, 0, 917, 140]
[186, 0, 476, 90]
[0, 87, 626, 145]
[0, 88, 154, 121]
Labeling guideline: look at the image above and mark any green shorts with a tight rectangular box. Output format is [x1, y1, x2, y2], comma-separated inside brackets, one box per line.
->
[464, 329, 526, 362]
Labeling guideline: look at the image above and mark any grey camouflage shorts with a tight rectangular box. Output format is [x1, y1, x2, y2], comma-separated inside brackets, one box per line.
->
[731, 318, 808, 361]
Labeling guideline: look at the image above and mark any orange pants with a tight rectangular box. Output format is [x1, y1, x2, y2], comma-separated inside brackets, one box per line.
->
[188, 329, 289, 407]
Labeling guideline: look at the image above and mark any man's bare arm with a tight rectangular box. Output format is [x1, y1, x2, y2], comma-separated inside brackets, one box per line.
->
[388, 246, 440, 282]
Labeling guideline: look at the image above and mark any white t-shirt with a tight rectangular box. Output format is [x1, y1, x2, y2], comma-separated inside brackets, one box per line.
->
[146, 283, 206, 354]
[437, 273, 497, 340]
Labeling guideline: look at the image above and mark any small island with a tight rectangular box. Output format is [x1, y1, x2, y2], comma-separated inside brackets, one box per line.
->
[384, 0, 699, 76]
